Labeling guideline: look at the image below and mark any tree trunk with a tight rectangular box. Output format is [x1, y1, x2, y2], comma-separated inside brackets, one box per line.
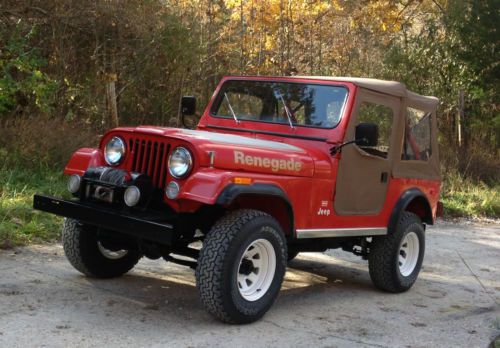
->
[105, 73, 119, 128]
[457, 89, 464, 148]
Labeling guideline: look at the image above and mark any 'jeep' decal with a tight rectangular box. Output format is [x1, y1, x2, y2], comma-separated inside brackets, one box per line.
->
[234, 151, 302, 172]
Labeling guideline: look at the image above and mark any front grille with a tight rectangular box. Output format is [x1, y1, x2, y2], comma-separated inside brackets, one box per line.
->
[128, 138, 171, 188]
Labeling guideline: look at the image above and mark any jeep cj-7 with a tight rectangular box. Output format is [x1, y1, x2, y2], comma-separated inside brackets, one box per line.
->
[34, 76, 441, 323]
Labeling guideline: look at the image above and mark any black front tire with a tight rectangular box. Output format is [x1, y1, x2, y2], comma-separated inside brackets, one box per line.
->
[368, 212, 425, 293]
[196, 209, 287, 324]
[62, 218, 141, 278]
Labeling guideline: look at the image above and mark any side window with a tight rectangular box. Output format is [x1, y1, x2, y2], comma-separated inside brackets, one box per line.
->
[402, 107, 432, 161]
[356, 102, 393, 158]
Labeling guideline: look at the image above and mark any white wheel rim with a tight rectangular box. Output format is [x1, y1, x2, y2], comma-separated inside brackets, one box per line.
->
[237, 239, 276, 302]
[398, 232, 420, 277]
[97, 241, 128, 260]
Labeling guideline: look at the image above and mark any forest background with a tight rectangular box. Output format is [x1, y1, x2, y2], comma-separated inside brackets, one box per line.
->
[0, 0, 498, 247]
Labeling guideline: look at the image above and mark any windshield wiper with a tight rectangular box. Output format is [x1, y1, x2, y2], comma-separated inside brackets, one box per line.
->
[224, 93, 240, 125]
[274, 90, 294, 129]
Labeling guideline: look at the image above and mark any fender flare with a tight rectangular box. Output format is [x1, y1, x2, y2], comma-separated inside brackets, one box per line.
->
[216, 183, 294, 236]
[388, 188, 433, 233]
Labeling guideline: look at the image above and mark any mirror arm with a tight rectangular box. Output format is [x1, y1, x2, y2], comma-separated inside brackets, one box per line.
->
[329, 140, 357, 156]
[330, 138, 369, 156]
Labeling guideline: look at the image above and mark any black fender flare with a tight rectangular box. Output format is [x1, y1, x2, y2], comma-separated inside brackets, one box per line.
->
[388, 188, 433, 233]
[216, 183, 294, 236]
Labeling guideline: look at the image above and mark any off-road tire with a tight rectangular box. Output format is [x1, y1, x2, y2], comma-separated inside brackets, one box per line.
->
[62, 218, 141, 278]
[368, 212, 425, 292]
[196, 209, 287, 324]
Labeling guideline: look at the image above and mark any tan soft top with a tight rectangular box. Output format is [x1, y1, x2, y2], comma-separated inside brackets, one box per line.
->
[295, 76, 438, 110]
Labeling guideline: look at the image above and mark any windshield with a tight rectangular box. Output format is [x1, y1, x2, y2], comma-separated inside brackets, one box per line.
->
[210, 80, 348, 129]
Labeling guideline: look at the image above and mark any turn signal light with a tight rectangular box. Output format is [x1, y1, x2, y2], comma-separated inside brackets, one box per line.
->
[233, 177, 252, 185]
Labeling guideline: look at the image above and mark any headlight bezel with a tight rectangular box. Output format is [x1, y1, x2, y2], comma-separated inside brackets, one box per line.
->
[104, 136, 126, 166]
[168, 146, 193, 179]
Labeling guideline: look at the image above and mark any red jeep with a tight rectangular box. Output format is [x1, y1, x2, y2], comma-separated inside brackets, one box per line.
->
[34, 76, 441, 323]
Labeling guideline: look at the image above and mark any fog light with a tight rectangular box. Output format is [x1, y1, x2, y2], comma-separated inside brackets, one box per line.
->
[166, 181, 180, 199]
[67, 175, 81, 194]
[124, 186, 141, 207]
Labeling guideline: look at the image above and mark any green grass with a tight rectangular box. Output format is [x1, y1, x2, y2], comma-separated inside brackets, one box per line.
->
[0, 161, 67, 249]
[441, 172, 500, 219]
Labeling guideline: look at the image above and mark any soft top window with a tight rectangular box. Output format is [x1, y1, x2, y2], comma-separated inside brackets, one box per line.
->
[210, 80, 348, 129]
[402, 107, 432, 161]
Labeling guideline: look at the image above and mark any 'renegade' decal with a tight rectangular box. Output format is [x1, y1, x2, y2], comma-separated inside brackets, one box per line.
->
[234, 150, 302, 172]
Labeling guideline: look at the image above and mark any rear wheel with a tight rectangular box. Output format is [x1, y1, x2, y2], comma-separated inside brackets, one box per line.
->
[368, 212, 425, 292]
[62, 218, 141, 278]
[196, 209, 287, 324]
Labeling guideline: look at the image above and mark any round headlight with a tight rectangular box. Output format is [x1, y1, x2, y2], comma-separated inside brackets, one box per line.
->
[168, 147, 192, 178]
[105, 136, 126, 166]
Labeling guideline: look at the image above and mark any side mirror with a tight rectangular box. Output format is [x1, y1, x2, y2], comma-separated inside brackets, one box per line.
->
[355, 123, 378, 147]
[181, 96, 196, 116]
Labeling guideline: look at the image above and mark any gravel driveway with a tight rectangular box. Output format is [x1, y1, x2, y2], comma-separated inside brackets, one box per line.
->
[0, 221, 499, 347]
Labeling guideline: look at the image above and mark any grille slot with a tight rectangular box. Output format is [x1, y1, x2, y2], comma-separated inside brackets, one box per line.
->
[129, 138, 171, 188]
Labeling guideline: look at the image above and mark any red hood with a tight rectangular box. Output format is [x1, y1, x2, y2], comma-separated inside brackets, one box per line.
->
[108, 126, 315, 177]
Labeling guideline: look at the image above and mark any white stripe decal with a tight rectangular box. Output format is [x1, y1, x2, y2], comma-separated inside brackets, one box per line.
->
[179, 129, 305, 152]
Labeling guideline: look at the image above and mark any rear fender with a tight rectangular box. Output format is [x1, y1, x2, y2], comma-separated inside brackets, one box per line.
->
[389, 188, 433, 233]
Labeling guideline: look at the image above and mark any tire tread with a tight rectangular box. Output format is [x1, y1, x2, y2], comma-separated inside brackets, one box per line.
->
[195, 209, 284, 323]
[368, 212, 424, 293]
[62, 218, 140, 278]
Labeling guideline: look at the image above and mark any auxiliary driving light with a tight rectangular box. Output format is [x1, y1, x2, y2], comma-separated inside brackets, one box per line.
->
[166, 181, 180, 199]
[67, 174, 81, 194]
[124, 185, 141, 207]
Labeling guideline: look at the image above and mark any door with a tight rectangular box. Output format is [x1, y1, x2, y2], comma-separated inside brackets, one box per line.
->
[334, 89, 400, 215]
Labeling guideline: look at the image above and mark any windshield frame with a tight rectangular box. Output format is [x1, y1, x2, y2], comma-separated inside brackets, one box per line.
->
[209, 79, 349, 130]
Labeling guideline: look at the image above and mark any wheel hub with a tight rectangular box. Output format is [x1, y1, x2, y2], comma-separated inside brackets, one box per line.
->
[239, 258, 255, 275]
[398, 231, 420, 277]
[237, 239, 276, 302]
[97, 241, 128, 260]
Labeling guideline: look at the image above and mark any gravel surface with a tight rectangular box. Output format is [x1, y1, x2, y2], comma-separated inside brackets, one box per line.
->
[0, 221, 499, 347]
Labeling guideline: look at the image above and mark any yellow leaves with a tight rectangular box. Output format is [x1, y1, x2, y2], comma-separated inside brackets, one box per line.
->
[186, 0, 408, 75]
[264, 35, 274, 51]
[350, 17, 356, 29]
[224, 0, 240, 7]
[353, 0, 403, 34]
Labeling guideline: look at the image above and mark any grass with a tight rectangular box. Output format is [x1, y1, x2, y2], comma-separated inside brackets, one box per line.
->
[0, 154, 498, 249]
[0, 160, 67, 249]
[441, 172, 500, 219]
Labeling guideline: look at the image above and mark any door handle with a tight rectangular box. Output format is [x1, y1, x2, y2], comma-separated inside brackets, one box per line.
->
[380, 172, 388, 183]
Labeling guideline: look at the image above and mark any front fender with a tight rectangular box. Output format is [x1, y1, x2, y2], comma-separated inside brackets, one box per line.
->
[64, 148, 104, 176]
[176, 168, 291, 208]
[177, 169, 235, 205]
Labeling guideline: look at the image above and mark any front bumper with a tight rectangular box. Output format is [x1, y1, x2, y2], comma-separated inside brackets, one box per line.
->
[33, 194, 176, 245]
